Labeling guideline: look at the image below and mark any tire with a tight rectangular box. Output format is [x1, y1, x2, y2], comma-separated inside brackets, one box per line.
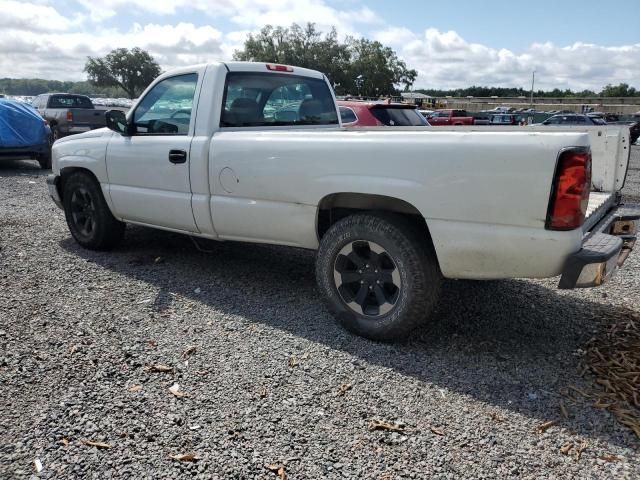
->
[51, 125, 61, 143]
[316, 212, 442, 341]
[62, 171, 125, 250]
[37, 150, 52, 170]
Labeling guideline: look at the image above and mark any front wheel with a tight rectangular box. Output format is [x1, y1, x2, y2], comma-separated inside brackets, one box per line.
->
[316, 213, 442, 341]
[62, 171, 125, 250]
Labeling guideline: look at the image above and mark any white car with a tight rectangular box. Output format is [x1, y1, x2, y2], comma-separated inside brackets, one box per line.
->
[46, 61, 639, 340]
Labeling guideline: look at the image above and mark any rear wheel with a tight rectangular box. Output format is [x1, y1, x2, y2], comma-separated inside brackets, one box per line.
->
[62, 171, 125, 250]
[316, 213, 442, 341]
[37, 149, 52, 169]
[51, 125, 61, 143]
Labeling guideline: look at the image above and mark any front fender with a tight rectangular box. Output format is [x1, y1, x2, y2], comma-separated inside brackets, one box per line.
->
[52, 130, 112, 181]
[52, 130, 116, 213]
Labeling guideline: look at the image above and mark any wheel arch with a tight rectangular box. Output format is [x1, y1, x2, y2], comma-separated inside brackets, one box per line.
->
[316, 192, 439, 266]
[58, 167, 101, 203]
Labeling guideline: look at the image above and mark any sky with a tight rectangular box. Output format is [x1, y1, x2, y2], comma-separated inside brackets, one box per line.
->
[0, 0, 638, 91]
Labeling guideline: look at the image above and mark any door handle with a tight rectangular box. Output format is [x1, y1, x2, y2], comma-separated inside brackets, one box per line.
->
[168, 149, 187, 164]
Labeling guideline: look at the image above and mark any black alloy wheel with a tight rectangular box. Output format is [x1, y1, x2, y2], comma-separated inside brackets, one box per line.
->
[69, 186, 97, 239]
[333, 240, 401, 317]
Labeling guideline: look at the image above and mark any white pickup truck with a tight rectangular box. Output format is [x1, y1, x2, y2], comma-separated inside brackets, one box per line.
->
[47, 61, 639, 340]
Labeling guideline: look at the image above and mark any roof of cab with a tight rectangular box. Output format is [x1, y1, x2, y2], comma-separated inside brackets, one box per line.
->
[150, 61, 327, 84]
[223, 61, 325, 80]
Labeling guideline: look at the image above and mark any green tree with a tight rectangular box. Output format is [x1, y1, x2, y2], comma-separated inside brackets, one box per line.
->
[84, 48, 161, 99]
[600, 83, 637, 97]
[345, 38, 417, 96]
[233, 23, 417, 96]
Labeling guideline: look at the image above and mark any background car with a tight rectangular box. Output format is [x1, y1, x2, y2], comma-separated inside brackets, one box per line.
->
[338, 100, 430, 127]
[0, 98, 51, 169]
[536, 113, 606, 126]
[31, 93, 106, 141]
[489, 113, 518, 125]
[588, 112, 640, 144]
[426, 109, 474, 126]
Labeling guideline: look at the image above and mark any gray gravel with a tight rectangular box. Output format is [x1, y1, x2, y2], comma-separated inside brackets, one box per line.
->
[1, 148, 639, 479]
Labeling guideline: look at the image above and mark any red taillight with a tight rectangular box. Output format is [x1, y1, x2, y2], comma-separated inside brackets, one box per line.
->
[546, 149, 592, 230]
[266, 63, 293, 72]
[66, 111, 73, 122]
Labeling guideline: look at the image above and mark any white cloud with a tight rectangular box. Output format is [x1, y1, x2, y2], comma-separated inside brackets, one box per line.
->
[373, 26, 417, 46]
[0, 22, 226, 80]
[395, 28, 640, 91]
[0, 0, 75, 32]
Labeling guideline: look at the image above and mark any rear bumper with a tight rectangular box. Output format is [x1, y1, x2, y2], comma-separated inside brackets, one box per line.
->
[559, 205, 640, 288]
[47, 174, 63, 209]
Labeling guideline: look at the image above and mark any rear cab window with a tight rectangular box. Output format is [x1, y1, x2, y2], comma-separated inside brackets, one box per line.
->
[48, 95, 94, 109]
[221, 72, 338, 127]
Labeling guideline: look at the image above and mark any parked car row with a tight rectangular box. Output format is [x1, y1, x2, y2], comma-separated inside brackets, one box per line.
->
[1, 93, 110, 169]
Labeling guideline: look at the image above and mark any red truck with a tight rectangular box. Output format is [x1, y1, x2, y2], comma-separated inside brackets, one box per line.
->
[427, 109, 475, 126]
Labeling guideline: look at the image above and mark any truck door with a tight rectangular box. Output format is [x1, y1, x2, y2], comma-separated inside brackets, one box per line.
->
[106, 73, 201, 232]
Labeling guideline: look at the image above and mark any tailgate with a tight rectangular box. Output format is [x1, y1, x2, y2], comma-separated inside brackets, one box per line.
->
[69, 108, 106, 128]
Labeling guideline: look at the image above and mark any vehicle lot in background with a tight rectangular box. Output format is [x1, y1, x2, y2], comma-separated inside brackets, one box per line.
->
[0, 98, 51, 169]
[31, 93, 106, 141]
[0, 148, 638, 478]
[338, 100, 429, 126]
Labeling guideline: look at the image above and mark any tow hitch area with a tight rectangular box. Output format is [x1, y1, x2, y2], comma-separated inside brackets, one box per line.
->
[559, 207, 640, 289]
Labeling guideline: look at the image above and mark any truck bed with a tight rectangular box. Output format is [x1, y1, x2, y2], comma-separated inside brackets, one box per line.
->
[587, 192, 613, 219]
[584, 191, 615, 232]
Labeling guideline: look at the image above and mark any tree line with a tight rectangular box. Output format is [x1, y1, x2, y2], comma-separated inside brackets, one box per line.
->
[1, 23, 637, 99]
[0, 78, 127, 97]
[414, 84, 639, 98]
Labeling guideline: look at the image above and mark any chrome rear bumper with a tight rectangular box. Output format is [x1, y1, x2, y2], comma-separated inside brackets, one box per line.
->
[559, 206, 639, 289]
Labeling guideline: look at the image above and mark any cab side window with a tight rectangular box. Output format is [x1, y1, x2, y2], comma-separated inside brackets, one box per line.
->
[133, 74, 198, 135]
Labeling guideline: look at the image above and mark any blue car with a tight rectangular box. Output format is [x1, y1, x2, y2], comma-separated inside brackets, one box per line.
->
[0, 98, 52, 169]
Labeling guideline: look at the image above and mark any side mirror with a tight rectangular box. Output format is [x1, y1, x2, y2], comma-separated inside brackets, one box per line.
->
[105, 110, 130, 135]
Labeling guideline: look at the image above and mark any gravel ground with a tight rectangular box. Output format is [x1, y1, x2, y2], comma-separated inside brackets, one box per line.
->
[1, 147, 639, 479]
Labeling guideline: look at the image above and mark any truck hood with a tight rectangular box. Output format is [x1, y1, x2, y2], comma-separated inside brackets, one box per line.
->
[53, 127, 113, 145]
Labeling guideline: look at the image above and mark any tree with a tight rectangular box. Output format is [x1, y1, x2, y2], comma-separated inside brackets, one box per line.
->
[84, 48, 161, 99]
[600, 83, 637, 97]
[345, 38, 417, 96]
[234, 23, 417, 96]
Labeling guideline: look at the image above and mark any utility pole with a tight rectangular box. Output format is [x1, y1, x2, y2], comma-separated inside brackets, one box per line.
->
[530, 71, 535, 109]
